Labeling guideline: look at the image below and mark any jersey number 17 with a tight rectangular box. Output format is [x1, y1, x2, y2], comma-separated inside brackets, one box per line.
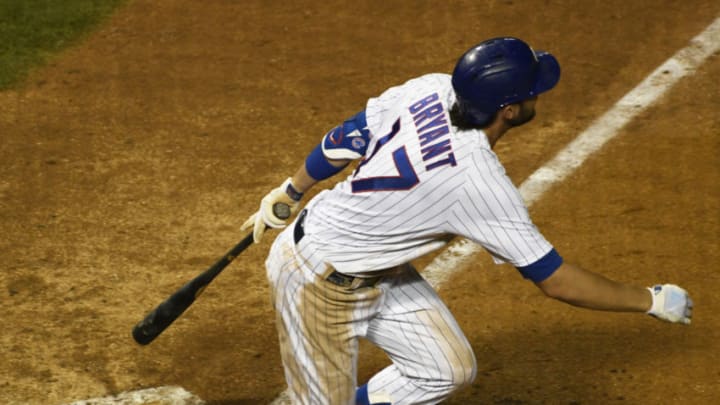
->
[351, 119, 419, 193]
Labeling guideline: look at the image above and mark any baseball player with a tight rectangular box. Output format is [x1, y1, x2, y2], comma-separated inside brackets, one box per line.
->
[242, 37, 693, 405]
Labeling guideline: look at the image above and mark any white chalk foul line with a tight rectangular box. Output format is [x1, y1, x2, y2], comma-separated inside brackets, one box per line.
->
[66, 16, 719, 405]
[422, 16, 720, 288]
[65, 386, 205, 404]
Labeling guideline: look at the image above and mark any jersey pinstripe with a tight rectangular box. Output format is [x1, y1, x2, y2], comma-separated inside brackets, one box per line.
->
[300, 73, 554, 274]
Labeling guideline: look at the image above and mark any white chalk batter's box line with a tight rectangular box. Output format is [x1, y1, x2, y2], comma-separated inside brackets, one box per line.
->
[65, 16, 720, 405]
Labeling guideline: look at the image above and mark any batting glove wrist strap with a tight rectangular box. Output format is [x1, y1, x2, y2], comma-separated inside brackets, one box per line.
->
[646, 284, 693, 325]
[285, 180, 304, 202]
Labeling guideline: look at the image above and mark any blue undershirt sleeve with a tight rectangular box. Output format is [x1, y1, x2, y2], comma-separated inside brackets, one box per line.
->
[305, 143, 345, 180]
[515, 248, 563, 283]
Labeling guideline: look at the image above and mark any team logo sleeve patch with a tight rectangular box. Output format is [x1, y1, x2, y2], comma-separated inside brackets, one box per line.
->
[322, 111, 371, 160]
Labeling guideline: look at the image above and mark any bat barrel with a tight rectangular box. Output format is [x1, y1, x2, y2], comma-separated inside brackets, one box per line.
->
[131, 232, 256, 345]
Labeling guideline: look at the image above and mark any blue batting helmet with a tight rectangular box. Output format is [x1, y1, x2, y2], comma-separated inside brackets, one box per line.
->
[451, 37, 561, 127]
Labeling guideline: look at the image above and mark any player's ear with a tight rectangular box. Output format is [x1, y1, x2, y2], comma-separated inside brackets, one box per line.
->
[500, 103, 519, 120]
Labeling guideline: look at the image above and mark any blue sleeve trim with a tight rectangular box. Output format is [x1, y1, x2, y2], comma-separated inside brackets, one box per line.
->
[305, 143, 344, 180]
[321, 111, 371, 160]
[516, 248, 563, 282]
[355, 384, 370, 405]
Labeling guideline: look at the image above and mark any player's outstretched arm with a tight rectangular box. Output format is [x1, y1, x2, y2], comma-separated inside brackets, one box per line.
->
[535, 262, 692, 324]
[536, 263, 651, 311]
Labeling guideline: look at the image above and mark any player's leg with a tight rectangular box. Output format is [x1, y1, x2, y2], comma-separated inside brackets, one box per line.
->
[362, 264, 477, 405]
[266, 229, 356, 404]
[266, 230, 381, 404]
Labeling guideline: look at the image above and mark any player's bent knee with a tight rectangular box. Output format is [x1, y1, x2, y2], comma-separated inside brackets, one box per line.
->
[452, 339, 478, 386]
[449, 354, 477, 390]
[431, 348, 477, 396]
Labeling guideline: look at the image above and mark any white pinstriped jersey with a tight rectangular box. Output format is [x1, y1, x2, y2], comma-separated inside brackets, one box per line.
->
[301, 73, 554, 274]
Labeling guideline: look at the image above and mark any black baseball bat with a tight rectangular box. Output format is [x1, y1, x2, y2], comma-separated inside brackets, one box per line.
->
[132, 203, 291, 345]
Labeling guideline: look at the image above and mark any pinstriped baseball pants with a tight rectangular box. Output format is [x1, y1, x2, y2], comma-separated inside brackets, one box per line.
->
[266, 229, 477, 404]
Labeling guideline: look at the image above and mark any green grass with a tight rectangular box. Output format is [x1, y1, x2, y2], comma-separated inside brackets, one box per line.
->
[0, 0, 126, 89]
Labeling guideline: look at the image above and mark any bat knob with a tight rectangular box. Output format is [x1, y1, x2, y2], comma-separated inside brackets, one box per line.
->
[273, 203, 291, 220]
[132, 319, 157, 345]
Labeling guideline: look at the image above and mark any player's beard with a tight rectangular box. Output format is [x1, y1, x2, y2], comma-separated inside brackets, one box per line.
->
[507, 103, 536, 127]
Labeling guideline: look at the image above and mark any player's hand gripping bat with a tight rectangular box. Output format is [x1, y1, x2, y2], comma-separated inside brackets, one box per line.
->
[132, 203, 291, 345]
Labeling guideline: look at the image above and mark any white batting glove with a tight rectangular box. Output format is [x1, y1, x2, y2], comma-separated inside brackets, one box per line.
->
[647, 284, 693, 324]
[241, 178, 302, 243]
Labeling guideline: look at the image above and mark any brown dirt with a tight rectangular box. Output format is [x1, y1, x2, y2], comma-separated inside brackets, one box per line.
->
[1, 1, 718, 404]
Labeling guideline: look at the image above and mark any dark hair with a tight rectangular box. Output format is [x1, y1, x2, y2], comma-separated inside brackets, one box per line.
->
[449, 103, 494, 130]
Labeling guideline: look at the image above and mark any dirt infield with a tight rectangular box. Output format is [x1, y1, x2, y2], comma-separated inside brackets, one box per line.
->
[1, 1, 718, 404]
